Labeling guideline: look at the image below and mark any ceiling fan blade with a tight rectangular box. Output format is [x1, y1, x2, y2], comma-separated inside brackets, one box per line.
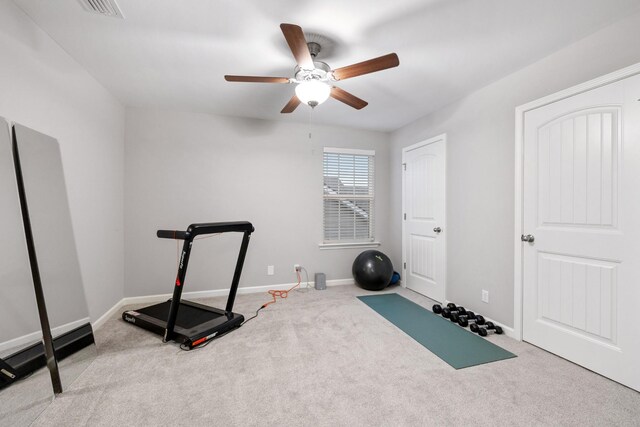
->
[280, 23, 314, 70]
[281, 95, 301, 113]
[332, 53, 400, 81]
[224, 75, 290, 83]
[330, 87, 368, 110]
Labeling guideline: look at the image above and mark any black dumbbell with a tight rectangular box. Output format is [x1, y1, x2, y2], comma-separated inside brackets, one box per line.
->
[476, 324, 503, 337]
[470, 321, 503, 337]
[433, 303, 462, 316]
[442, 305, 466, 319]
[457, 312, 486, 327]
[434, 302, 456, 314]
[470, 321, 493, 334]
[450, 310, 475, 323]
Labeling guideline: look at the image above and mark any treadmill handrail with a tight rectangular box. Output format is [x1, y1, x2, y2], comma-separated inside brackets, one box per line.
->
[157, 221, 254, 240]
[157, 230, 188, 240]
[161, 221, 253, 344]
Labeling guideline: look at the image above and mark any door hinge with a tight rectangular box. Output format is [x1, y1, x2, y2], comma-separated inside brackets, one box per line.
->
[402, 163, 406, 171]
[403, 262, 406, 270]
[403, 213, 406, 220]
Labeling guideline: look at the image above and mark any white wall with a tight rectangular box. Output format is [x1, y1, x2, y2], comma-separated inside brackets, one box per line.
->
[0, 1, 125, 323]
[125, 108, 390, 297]
[390, 12, 640, 327]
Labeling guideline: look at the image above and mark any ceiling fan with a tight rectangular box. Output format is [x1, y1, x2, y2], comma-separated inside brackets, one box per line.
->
[224, 23, 400, 113]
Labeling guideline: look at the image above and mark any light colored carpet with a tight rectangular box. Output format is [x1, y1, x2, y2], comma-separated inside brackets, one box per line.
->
[0, 337, 96, 427]
[26, 285, 640, 426]
[0, 365, 53, 427]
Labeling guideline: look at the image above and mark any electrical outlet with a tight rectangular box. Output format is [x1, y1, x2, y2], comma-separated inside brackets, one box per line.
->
[482, 290, 489, 303]
[267, 265, 274, 276]
[294, 264, 301, 272]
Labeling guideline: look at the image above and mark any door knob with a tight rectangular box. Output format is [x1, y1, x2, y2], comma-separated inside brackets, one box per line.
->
[521, 234, 535, 243]
[433, 227, 442, 233]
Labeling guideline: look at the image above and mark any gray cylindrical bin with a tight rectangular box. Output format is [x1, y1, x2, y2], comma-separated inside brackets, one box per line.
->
[314, 272, 326, 290]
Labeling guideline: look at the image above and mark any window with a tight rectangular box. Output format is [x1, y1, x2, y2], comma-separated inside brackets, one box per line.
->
[323, 147, 375, 245]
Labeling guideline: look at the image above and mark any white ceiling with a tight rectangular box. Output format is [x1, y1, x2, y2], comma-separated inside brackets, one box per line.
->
[13, 0, 640, 131]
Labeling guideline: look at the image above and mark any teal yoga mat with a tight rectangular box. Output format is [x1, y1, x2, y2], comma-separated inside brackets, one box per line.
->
[358, 293, 516, 369]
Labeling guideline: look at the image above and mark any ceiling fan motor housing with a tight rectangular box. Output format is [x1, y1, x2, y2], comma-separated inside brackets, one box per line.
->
[295, 61, 332, 82]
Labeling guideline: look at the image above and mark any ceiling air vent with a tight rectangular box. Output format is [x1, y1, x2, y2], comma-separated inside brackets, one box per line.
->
[78, 0, 124, 18]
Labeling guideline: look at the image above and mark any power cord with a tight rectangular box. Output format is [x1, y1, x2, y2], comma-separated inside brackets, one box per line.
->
[241, 305, 266, 326]
[297, 266, 312, 292]
[179, 269, 309, 351]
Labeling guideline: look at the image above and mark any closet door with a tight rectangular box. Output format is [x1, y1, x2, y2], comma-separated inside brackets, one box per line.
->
[402, 135, 447, 303]
[522, 73, 640, 391]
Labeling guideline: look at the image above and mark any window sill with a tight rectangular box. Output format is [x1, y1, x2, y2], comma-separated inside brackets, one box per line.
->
[318, 241, 381, 250]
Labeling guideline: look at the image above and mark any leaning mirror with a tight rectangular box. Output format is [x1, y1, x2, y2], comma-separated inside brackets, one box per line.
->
[13, 124, 97, 392]
[0, 118, 54, 425]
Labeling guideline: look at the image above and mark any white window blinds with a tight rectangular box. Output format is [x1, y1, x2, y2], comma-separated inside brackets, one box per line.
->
[323, 148, 375, 243]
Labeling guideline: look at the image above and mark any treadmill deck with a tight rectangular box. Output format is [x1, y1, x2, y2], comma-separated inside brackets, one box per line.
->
[123, 299, 244, 348]
[136, 300, 221, 329]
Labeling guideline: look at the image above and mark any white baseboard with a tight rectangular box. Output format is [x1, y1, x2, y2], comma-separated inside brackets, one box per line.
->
[93, 299, 127, 331]
[0, 317, 91, 355]
[93, 278, 354, 331]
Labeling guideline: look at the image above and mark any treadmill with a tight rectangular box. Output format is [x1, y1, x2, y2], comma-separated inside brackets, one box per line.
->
[122, 221, 254, 349]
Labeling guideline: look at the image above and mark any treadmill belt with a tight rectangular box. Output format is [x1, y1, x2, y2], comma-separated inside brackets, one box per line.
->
[137, 301, 222, 329]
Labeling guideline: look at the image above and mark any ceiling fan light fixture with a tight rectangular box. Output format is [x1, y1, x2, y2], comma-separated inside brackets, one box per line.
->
[295, 80, 330, 108]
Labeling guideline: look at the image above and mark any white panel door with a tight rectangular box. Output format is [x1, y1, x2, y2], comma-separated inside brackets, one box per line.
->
[523, 73, 640, 391]
[403, 136, 446, 303]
